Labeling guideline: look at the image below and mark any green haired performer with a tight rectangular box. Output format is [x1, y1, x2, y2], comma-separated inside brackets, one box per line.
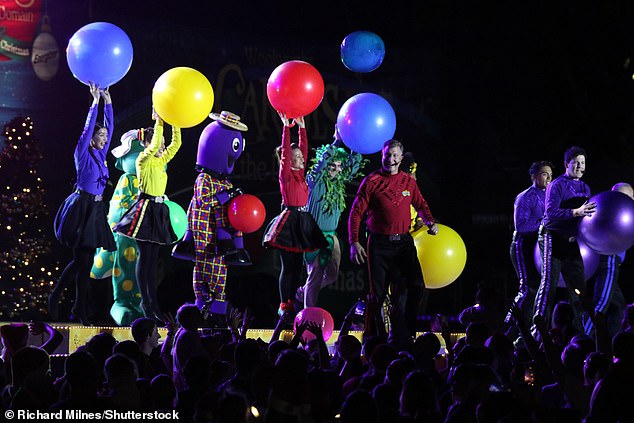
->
[296, 126, 365, 308]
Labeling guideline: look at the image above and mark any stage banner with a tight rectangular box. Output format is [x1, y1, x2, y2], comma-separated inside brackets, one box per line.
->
[0, 0, 42, 61]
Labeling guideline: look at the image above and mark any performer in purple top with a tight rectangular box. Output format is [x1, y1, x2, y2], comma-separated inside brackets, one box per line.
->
[533, 146, 596, 332]
[507, 161, 553, 326]
[50, 83, 116, 324]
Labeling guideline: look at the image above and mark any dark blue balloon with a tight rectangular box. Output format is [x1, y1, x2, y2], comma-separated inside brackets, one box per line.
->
[66, 22, 133, 87]
[579, 191, 634, 255]
[336, 93, 396, 154]
[340, 31, 385, 73]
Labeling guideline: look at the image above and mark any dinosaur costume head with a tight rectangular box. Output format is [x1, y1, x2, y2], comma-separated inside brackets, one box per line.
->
[112, 128, 149, 174]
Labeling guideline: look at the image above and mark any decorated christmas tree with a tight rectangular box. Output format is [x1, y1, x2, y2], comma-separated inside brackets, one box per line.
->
[0, 116, 59, 320]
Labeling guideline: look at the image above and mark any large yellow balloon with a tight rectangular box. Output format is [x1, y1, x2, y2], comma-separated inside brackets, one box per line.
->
[152, 67, 214, 128]
[413, 223, 467, 289]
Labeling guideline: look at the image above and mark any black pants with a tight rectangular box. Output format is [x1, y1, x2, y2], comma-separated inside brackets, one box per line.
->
[279, 250, 304, 303]
[366, 232, 424, 339]
[534, 228, 586, 332]
[508, 232, 540, 326]
[136, 240, 162, 314]
[49, 246, 95, 319]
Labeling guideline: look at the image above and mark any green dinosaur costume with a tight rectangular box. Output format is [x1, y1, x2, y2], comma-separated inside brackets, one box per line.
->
[91, 129, 146, 325]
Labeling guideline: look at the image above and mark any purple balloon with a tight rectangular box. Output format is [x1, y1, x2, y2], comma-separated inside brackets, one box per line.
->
[533, 239, 599, 282]
[336, 93, 396, 154]
[66, 22, 133, 87]
[579, 191, 634, 255]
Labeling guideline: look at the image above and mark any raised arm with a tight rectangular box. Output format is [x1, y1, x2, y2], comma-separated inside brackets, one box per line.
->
[74, 83, 101, 162]
[295, 116, 308, 170]
[137, 118, 164, 168]
[101, 88, 114, 152]
[159, 125, 182, 164]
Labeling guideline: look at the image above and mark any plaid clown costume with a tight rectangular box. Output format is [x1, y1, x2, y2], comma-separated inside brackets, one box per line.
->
[188, 173, 243, 307]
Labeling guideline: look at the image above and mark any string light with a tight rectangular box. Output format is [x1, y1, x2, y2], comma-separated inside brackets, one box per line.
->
[0, 116, 60, 320]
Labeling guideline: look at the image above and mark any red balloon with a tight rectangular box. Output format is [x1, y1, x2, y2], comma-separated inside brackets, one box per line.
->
[266, 60, 324, 118]
[228, 194, 266, 233]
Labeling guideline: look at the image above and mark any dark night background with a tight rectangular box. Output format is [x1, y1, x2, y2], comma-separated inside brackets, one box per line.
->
[3, 0, 634, 326]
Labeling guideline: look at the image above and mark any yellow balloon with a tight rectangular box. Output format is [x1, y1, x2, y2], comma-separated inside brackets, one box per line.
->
[413, 223, 467, 289]
[152, 67, 214, 128]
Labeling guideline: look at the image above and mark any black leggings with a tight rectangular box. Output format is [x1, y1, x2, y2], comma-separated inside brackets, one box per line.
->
[50, 246, 95, 317]
[136, 240, 162, 313]
[279, 250, 304, 303]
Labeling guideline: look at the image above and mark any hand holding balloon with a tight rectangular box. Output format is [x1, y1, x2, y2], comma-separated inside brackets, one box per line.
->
[89, 82, 100, 103]
[100, 87, 111, 104]
[574, 201, 596, 217]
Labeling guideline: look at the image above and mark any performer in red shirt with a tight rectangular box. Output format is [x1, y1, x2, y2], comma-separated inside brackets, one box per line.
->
[263, 113, 327, 317]
[348, 139, 438, 340]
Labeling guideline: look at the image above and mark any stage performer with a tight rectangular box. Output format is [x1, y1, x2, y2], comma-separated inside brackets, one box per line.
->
[113, 110, 181, 322]
[179, 111, 250, 316]
[348, 139, 438, 341]
[533, 146, 596, 333]
[507, 161, 553, 326]
[296, 126, 364, 309]
[50, 83, 115, 325]
[263, 113, 327, 318]
[91, 128, 154, 326]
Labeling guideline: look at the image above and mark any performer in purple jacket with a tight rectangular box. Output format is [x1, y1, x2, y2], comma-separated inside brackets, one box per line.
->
[50, 83, 116, 324]
[508, 161, 553, 326]
[533, 146, 596, 332]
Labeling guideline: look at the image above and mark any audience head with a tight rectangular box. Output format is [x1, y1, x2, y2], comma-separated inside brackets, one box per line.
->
[465, 321, 491, 347]
[268, 340, 290, 364]
[400, 371, 439, 417]
[131, 317, 160, 351]
[583, 351, 610, 385]
[340, 389, 378, 423]
[613, 331, 634, 362]
[64, 350, 99, 390]
[11, 346, 50, 387]
[104, 353, 138, 386]
[150, 374, 176, 410]
[176, 303, 203, 331]
[0, 323, 29, 359]
[413, 332, 441, 360]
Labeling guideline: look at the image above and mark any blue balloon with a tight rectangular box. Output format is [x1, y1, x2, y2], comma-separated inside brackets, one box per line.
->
[336, 93, 396, 154]
[66, 22, 133, 87]
[341, 31, 385, 73]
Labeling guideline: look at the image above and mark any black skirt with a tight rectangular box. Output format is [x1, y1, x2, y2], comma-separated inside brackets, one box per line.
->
[262, 207, 327, 253]
[113, 194, 177, 245]
[53, 190, 116, 251]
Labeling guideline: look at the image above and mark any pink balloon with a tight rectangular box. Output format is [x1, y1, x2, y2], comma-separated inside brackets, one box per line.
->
[294, 307, 335, 342]
[533, 239, 599, 283]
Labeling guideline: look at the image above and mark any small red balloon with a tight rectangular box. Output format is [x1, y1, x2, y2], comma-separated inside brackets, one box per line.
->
[266, 60, 324, 118]
[228, 194, 266, 233]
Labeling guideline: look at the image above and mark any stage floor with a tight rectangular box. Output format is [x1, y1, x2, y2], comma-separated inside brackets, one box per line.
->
[3, 322, 462, 355]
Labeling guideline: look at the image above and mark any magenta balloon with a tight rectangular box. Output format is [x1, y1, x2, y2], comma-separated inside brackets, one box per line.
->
[294, 307, 335, 342]
[579, 191, 634, 255]
[533, 239, 598, 282]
